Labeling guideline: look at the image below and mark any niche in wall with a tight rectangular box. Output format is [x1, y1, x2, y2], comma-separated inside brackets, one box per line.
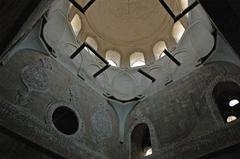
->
[213, 81, 240, 123]
[70, 14, 81, 37]
[131, 124, 152, 159]
[130, 52, 146, 68]
[52, 106, 79, 135]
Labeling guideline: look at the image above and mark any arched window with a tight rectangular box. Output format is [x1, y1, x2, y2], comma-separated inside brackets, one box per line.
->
[229, 99, 240, 107]
[213, 81, 240, 123]
[153, 41, 167, 60]
[180, 0, 189, 11]
[86, 36, 98, 50]
[106, 50, 121, 67]
[71, 14, 81, 36]
[130, 52, 145, 67]
[85, 36, 98, 56]
[172, 21, 185, 43]
[131, 124, 152, 159]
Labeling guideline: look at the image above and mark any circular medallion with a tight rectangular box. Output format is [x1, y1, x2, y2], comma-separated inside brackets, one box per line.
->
[21, 65, 49, 92]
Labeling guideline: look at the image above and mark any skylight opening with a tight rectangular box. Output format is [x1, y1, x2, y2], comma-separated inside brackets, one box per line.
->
[130, 52, 145, 68]
[86, 36, 98, 50]
[107, 60, 117, 67]
[85, 36, 98, 56]
[180, 0, 189, 11]
[144, 147, 153, 157]
[172, 21, 185, 43]
[226, 115, 238, 123]
[105, 50, 121, 67]
[160, 53, 166, 58]
[131, 61, 145, 67]
[84, 47, 94, 56]
[71, 14, 81, 36]
[229, 99, 239, 107]
[153, 41, 167, 60]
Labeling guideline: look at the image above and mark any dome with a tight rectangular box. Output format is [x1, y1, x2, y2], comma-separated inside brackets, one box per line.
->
[69, 0, 189, 68]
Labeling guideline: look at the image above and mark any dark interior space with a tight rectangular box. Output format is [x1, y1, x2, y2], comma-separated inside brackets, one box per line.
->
[52, 106, 79, 135]
[131, 124, 152, 159]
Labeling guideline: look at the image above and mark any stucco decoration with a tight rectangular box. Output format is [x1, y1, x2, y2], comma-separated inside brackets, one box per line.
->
[44, 10, 66, 46]
[189, 22, 215, 59]
[39, 57, 53, 71]
[17, 62, 50, 106]
[0, 100, 105, 158]
[69, 84, 81, 99]
[91, 110, 113, 139]
[148, 66, 169, 87]
[64, 43, 83, 68]
[21, 64, 49, 92]
[86, 64, 101, 76]
[168, 51, 195, 80]
[111, 72, 137, 101]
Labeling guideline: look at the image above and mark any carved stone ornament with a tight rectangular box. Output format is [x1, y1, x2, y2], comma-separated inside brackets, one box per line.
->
[21, 64, 49, 92]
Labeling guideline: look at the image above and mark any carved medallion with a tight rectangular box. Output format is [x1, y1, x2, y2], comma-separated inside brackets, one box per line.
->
[21, 65, 49, 92]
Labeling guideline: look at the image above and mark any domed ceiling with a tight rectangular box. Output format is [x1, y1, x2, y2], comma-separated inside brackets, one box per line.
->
[69, 0, 188, 67]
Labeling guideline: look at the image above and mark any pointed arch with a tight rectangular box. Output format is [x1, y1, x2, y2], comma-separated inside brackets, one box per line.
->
[131, 123, 152, 159]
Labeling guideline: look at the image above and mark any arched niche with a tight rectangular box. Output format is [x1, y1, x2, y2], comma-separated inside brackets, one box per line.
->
[85, 36, 98, 56]
[86, 36, 98, 50]
[131, 123, 152, 159]
[172, 21, 185, 43]
[130, 52, 146, 67]
[70, 14, 81, 37]
[153, 41, 167, 60]
[213, 81, 240, 123]
[180, 0, 189, 11]
[106, 50, 121, 67]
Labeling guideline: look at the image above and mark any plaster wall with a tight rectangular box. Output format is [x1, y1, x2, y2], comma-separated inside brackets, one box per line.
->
[1, 49, 240, 158]
[0, 50, 119, 159]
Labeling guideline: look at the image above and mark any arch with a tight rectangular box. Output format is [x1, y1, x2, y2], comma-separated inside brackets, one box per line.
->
[180, 0, 189, 11]
[85, 36, 98, 56]
[85, 36, 98, 50]
[172, 21, 185, 43]
[130, 52, 145, 67]
[131, 123, 152, 159]
[213, 81, 240, 123]
[153, 41, 167, 60]
[70, 14, 81, 36]
[105, 50, 121, 67]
